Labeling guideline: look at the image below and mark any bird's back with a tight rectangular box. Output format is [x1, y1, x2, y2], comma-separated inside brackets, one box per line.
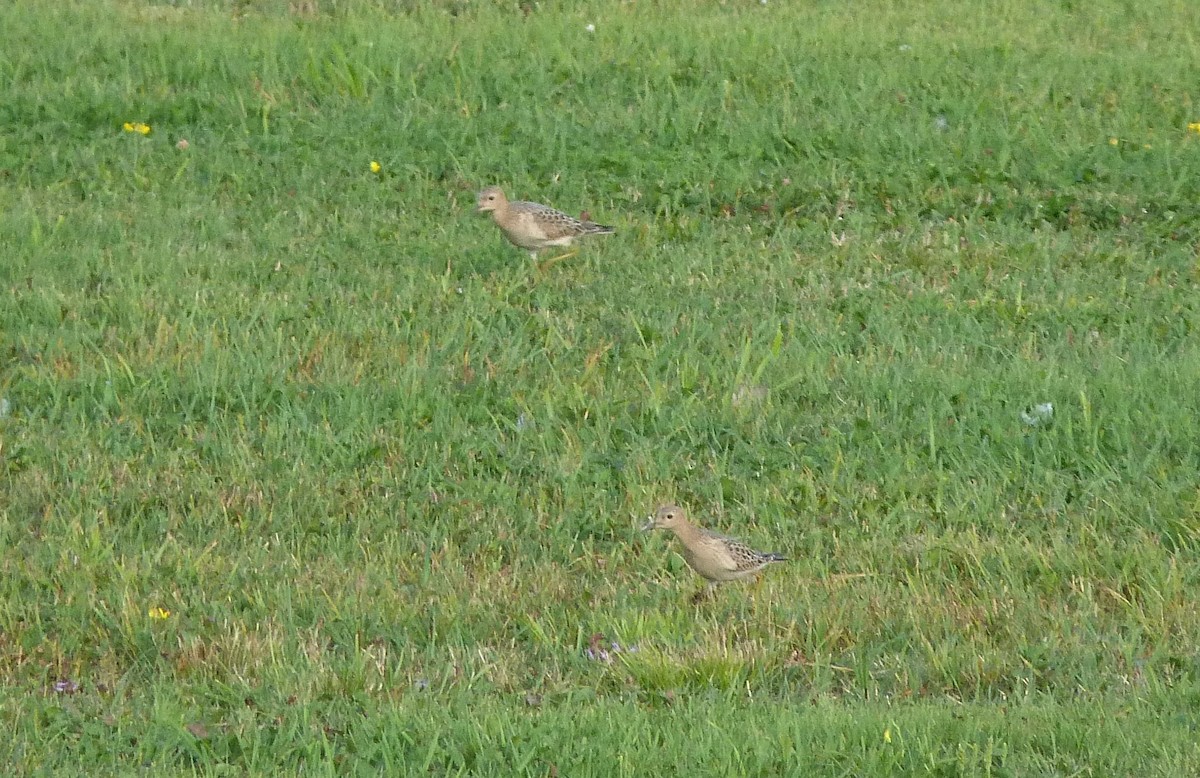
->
[682, 527, 786, 582]
[691, 525, 782, 581]
[510, 200, 614, 239]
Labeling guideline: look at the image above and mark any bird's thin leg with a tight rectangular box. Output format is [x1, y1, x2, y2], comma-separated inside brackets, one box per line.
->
[691, 582, 715, 605]
[537, 248, 579, 272]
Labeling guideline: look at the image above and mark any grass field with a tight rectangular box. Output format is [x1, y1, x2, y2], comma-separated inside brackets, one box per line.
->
[3, 0, 1200, 773]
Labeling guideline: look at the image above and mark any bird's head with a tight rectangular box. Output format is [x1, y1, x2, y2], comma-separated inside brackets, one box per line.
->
[476, 186, 507, 213]
[642, 504, 686, 532]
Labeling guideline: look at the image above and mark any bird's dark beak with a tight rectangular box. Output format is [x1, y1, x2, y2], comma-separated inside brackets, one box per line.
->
[641, 517, 656, 532]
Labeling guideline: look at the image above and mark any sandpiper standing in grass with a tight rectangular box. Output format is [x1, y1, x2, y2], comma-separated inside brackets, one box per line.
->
[642, 504, 787, 600]
[475, 186, 614, 267]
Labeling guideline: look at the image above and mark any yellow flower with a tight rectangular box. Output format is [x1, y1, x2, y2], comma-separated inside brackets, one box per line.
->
[370, 160, 382, 173]
[1188, 122, 1200, 135]
[884, 727, 892, 743]
[122, 122, 134, 132]
[135, 122, 151, 135]
[148, 607, 171, 620]
[1108, 137, 1119, 146]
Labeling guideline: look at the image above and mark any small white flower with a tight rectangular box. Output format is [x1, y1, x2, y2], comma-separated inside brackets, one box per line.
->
[731, 385, 769, 408]
[585, 23, 595, 32]
[899, 44, 913, 52]
[1020, 402, 1054, 426]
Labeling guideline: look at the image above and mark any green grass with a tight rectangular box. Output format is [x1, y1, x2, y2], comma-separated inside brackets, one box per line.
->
[3, 0, 1200, 773]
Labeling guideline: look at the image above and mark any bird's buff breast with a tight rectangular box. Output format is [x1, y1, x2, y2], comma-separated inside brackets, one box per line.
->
[498, 214, 549, 249]
[680, 544, 740, 582]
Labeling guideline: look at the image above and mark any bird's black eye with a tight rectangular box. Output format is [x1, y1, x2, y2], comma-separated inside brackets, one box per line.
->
[666, 513, 674, 520]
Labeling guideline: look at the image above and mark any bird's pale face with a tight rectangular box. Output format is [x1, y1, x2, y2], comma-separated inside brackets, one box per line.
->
[476, 187, 504, 213]
[642, 504, 685, 531]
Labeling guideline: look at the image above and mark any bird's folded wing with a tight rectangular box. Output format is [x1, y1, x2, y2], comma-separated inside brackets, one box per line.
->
[515, 202, 590, 239]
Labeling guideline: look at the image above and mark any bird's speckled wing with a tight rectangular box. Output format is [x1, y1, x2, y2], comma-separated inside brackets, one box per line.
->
[701, 529, 783, 573]
[510, 200, 613, 240]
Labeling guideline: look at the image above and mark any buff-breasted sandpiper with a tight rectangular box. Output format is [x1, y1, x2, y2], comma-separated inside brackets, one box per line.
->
[643, 504, 787, 599]
[476, 186, 614, 266]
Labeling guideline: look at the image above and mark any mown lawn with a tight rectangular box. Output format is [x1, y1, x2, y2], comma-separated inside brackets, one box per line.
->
[2, 0, 1200, 774]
